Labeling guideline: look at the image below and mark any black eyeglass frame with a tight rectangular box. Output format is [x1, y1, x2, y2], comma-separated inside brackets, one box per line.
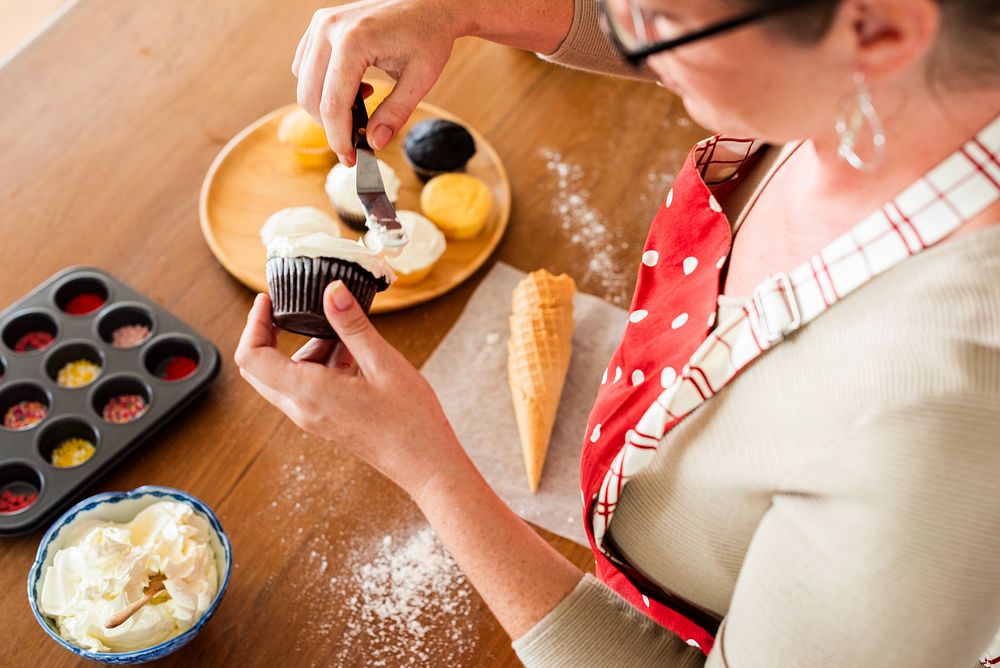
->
[597, 0, 831, 66]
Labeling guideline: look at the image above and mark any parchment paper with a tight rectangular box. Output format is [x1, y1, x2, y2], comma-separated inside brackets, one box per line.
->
[421, 262, 627, 546]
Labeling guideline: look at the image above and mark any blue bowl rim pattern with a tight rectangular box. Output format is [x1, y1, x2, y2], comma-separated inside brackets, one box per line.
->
[27, 485, 232, 661]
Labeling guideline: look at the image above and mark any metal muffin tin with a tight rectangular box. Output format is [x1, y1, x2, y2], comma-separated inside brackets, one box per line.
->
[0, 267, 220, 536]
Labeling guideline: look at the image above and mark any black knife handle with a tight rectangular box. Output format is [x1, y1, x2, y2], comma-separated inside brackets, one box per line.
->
[351, 88, 370, 151]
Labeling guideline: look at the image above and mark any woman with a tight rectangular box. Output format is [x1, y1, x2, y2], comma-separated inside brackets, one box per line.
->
[235, 0, 1000, 665]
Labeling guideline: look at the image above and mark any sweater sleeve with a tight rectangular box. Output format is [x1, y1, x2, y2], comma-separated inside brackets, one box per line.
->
[538, 0, 658, 81]
[514, 390, 1000, 667]
[513, 574, 711, 667]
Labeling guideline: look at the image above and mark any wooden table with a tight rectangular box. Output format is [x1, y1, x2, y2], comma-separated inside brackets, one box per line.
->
[0, 1, 705, 665]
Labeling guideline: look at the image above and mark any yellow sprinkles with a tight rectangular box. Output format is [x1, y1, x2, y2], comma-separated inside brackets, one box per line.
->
[51, 438, 96, 468]
[56, 359, 101, 388]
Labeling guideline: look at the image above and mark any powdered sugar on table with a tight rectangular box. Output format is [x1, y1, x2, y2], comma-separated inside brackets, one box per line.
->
[539, 148, 675, 306]
[337, 528, 475, 667]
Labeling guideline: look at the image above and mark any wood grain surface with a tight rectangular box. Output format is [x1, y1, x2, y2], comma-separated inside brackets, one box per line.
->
[199, 87, 513, 313]
[0, 1, 705, 666]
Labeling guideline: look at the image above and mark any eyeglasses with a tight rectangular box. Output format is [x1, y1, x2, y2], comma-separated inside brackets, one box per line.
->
[598, 0, 829, 66]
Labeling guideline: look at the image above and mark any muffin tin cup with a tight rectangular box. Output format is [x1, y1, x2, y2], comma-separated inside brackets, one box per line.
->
[0, 462, 44, 515]
[90, 374, 153, 426]
[96, 302, 156, 349]
[0, 267, 221, 536]
[2, 309, 60, 355]
[37, 418, 101, 470]
[142, 335, 203, 383]
[44, 341, 105, 389]
[52, 274, 111, 317]
[0, 382, 52, 433]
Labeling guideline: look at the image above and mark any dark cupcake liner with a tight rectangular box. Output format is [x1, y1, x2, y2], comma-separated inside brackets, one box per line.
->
[334, 209, 370, 232]
[404, 153, 468, 184]
[265, 257, 389, 340]
[334, 199, 402, 233]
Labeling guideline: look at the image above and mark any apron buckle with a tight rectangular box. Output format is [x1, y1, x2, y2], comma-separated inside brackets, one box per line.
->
[752, 272, 801, 344]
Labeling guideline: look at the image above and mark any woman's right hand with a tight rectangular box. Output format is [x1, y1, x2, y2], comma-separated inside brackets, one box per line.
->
[292, 0, 463, 166]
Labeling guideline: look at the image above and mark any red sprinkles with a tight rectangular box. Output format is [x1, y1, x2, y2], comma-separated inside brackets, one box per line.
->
[3, 400, 48, 430]
[14, 331, 54, 353]
[63, 293, 106, 315]
[0, 486, 38, 514]
[102, 394, 148, 424]
[156, 356, 197, 381]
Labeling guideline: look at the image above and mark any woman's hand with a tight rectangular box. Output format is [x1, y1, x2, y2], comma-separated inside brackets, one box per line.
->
[291, 0, 574, 166]
[234, 282, 464, 499]
[292, 0, 462, 166]
[236, 282, 584, 639]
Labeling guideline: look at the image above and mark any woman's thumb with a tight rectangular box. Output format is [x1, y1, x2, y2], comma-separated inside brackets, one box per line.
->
[323, 281, 383, 372]
[366, 65, 437, 151]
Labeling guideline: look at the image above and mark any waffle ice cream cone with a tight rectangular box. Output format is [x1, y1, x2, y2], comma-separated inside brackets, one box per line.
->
[507, 270, 576, 493]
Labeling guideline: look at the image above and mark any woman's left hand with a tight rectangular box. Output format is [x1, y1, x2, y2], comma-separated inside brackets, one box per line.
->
[234, 281, 464, 499]
[237, 281, 585, 640]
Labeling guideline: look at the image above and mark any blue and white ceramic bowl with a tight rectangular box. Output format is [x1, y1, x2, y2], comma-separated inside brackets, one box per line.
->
[27, 486, 232, 664]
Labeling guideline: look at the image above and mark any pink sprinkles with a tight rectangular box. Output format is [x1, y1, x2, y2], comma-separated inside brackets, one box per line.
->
[102, 394, 148, 424]
[3, 401, 48, 430]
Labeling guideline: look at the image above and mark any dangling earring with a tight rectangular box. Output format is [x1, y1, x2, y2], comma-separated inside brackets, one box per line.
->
[835, 72, 885, 171]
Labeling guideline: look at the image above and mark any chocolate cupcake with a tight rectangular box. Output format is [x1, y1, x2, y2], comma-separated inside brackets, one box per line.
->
[403, 119, 476, 182]
[324, 160, 401, 232]
[261, 207, 395, 339]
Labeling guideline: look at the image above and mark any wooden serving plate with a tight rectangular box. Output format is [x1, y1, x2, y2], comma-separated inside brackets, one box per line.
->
[199, 81, 511, 314]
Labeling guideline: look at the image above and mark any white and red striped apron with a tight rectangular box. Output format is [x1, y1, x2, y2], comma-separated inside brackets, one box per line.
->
[578, 114, 1000, 657]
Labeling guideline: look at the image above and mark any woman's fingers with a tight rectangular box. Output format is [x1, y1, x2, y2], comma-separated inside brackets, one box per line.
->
[297, 34, 331, 124]
[320, 43, 368, 166]
[234, 294, 300, 395]
[239, 366, 299, 416]
[292, 3, 455, 162]
[331, 341, 358, 371]
[237, 294, 276, 349]
[292, 17, 314, 77]
[321, 281, 389, 376]
[291, 337, 337, 365]
[366, 63, 436, 151]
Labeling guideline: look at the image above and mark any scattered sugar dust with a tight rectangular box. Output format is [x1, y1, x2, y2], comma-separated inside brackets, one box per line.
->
[334, 528, 477, 667]
[539, 148, 674, 307]
[268, 453, 479, 667]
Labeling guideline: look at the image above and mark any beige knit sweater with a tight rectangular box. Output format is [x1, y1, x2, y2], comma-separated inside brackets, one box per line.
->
[513, 3, 1000, 667]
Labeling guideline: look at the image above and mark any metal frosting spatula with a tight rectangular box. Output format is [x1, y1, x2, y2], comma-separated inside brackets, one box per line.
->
[351, 88, 408, 252]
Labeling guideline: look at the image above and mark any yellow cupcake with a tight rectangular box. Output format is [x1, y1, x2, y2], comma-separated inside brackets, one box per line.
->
[419, 174, 493, 240]
[278, 107, 334, 169]
[364, 80, 393, 116]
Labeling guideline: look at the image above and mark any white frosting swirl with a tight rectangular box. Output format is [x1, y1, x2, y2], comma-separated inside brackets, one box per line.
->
[261, 208, 396, 282]
[324, 159, 401, 217]
[365, 211, 445, 274]
[260, 207, 340, 247]
[38, 501, 219, 653]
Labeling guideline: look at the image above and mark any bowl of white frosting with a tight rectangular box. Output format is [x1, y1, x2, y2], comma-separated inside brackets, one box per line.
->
[27, 486, 232, 663]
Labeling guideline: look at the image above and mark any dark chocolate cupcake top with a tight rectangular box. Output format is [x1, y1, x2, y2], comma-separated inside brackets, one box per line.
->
[404, 119, 476, 171]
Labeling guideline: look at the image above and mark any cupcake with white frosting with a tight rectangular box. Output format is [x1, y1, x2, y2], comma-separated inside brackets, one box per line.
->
[324, 159, 401, 231]
[365, 211, 446, 286]
[261, 207, 395, 339]
[260, 206, 341, 242]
